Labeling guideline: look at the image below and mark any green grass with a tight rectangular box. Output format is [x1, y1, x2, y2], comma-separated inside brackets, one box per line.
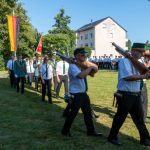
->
[0, 70, 150, 150]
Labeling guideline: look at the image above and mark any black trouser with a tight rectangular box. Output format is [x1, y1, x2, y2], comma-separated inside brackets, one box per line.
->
[34, 76, 39, 91]
[63, 103, 72, 117]
[56, 75, 68, 97]
[141, 83, 148, 122]
[16, 77, 25, 94]
[9, 70, 15, 88]
[42, 79, 52, 102]
[63, 103, 98, 118]
[62, 93, 95, 134]
[108, 91, 150, 142]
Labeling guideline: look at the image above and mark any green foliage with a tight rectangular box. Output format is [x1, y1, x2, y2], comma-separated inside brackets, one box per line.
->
[52, 8, 71, 30]
[0, 0, 37, 66]
[48, 8, 76, 56]
[0, 52, 5, 70]
[43, 34, 70, 58]
[126, 40, 132, 50]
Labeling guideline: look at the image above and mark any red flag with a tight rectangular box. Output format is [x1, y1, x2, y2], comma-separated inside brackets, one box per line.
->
[36, 35, 43, 55]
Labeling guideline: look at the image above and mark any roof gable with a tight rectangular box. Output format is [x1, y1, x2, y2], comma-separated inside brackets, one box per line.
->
[76, 16, 127, 32]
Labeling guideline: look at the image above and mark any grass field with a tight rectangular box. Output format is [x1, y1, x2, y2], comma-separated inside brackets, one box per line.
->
[0, 70, 150, 150]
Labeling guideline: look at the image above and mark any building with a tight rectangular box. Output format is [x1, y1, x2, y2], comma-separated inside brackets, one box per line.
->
[76, 16, 128, 57]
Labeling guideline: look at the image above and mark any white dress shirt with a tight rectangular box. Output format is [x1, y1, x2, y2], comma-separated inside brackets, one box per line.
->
[7, 59, 15, 70]
[56, 60, 69, 75]
[40, 63, 53, 80]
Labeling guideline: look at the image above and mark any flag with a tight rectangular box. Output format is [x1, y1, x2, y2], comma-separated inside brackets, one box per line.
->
[36, 34, 43, 55]
[7, 15, 20, 52]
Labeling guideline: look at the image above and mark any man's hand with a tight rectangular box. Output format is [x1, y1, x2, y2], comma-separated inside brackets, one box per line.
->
[57, 77, 60, 83]
[42, 79, 45, 84]
[144, 72, 150, 79]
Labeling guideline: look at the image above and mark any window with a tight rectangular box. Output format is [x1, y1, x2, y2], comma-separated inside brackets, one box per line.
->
[85, 34, 88, 39]
[103, 23, 106, 28]
[90, 42, 93, 47]
[90, 33, 93, 38]
[80, 36, 83, 40]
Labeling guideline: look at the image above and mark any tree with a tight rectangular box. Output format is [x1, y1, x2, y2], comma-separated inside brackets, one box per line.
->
[48, 8, 76, 55]
[0, 0, 37, 69]
[126, 40, 132, 50]
[52, 9, 70, 30]
[43, 34, 70, 57]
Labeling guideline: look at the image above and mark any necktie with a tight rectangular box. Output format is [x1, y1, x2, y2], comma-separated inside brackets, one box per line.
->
[140, 80, 144, 90]
[12, 60, 14, 70]
[63, 61, 65, 75]
[84, 78, 88, 92]
[46, 64, 48, 78]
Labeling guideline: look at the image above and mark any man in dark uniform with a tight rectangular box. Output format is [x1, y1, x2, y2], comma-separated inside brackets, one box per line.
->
[108, 43, 150, 146]
[14, 54, 27, 94]
[61, 48, 102, 137]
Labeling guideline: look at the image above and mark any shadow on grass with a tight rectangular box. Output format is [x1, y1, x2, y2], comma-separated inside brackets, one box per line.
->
[0, 77, 147, 150]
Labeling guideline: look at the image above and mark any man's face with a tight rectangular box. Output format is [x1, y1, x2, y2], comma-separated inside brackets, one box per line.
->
[11, 56, 14, 60]
[36, 56, 40, 60]
[18, 55, 22, 60]
[75, 53, 87, 62]
[131, 50, 144, 59]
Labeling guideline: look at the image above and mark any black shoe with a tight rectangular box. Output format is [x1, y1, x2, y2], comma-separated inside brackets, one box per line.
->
[108, 138, 122, 146]
[141, 139, 150, 146]
[87, 131, 103, 137]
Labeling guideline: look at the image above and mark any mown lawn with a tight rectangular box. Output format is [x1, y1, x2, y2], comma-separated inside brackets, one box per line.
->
[0, 70, 150, 150]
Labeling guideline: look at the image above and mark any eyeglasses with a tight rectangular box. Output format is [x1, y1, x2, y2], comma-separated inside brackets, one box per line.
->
[80, 54, 86, 57]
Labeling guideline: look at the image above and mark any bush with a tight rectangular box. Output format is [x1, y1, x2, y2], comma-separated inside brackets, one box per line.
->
[0, 53, 5, 70]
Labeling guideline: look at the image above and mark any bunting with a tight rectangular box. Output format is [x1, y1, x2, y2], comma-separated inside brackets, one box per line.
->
[7, 15, 20, 52]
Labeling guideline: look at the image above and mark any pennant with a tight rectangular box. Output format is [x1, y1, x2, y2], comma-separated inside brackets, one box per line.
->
[36, 34, 43, 55]
[7, 15, 20, 52]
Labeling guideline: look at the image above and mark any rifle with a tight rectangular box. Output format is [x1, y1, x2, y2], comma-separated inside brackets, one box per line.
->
[112, 42, 149, 75]
[53, 51, 98, 77]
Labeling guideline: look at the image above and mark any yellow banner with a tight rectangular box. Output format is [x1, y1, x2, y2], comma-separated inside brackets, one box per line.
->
[7, 16, 15, 51]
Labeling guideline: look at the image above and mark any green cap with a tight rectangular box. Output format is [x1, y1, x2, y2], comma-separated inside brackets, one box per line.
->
[131, 43, 145, 52]
[132, 43, 145, 49]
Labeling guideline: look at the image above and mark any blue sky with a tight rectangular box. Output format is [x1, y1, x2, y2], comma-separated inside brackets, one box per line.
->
[19, 0, 150, 43]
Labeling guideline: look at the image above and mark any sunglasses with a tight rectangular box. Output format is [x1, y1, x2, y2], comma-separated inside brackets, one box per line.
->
[80, 53, 86, 57]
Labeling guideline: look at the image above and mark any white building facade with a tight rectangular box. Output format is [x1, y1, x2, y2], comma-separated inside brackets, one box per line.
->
[76, 17, 128, 57]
